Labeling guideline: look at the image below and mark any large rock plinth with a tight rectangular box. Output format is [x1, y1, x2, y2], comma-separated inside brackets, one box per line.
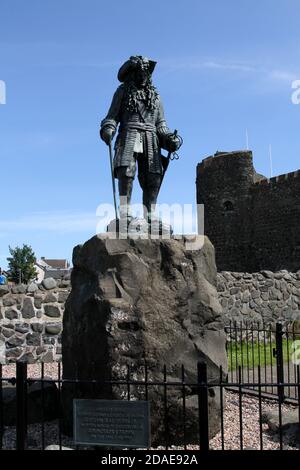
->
[62, 234, 227, 445]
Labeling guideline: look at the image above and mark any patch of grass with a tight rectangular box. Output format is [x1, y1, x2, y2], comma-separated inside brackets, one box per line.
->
[227, 339, 291, 371]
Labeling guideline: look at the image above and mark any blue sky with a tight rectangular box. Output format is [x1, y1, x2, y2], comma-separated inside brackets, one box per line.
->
[0, 0, 300, 268]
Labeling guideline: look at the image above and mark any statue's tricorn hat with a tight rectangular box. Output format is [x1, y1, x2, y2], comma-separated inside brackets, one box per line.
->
[118, 56, 157, 82]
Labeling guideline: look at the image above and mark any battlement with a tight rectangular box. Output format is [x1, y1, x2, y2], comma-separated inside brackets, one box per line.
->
[198, 150, 252, 170]
[254, 169, 300, 186]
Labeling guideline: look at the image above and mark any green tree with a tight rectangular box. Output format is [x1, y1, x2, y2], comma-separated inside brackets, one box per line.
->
[7, 244, 37, 284]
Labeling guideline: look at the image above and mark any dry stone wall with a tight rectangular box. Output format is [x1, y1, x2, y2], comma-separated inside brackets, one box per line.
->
[217, 270, 300, 325]
[0, 278, 70, 363]
[1, 269, 300, 363]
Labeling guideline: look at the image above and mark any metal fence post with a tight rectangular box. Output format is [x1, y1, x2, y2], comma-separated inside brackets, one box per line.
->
[275, 323, 285, 404]
[16, 362, 27, 450]
[197, 362, 209, 451]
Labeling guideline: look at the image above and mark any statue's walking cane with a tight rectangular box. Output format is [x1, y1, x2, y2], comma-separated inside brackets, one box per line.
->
[109, 142, 119, 221]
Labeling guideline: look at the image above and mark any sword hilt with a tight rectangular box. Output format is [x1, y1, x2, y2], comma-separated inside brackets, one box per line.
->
[167, 129, 178, 159]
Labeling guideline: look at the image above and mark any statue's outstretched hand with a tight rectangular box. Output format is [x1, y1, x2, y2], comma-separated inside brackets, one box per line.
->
[100, 127, 114, 145]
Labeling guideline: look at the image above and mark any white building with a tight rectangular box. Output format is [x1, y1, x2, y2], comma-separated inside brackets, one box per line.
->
[35, 258, 70, 283]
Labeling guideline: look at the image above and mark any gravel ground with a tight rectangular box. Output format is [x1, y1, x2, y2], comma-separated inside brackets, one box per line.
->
[1, 364, 299, 451]
[209, 393, 299, 450]
[2, 363, 60, 381]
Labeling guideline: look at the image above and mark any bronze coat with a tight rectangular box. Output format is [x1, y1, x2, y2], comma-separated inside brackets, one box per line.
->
[101, 85, 170, 176]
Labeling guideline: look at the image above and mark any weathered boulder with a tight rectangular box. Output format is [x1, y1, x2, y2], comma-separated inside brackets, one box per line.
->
[62, 234, 227, 445]
[0, 285, 9, 297]
[262, 409, 300, 433]
[44, 305, 61, 318]
[22, 298, 35, 319]
[262, 410, 300, 447]
[42, 278, 57, 290]
[11, 284, 27, 294]
[45, 322, 62, 335]
[27, 282, 39, 293]
[2, 295, 16, 307]
[2, 380, 60, 425]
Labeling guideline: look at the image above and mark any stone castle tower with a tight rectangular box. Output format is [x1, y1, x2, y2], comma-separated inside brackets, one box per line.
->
[196, 150, 300, 272]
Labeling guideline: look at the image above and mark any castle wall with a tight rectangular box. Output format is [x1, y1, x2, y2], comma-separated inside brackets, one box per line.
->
[251, 171, 300, 271]
[197, 151, 254, 271]
[196, 151, 300, 272]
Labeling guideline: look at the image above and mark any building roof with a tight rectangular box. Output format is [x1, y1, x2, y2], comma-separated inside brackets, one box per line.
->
[36, 258, 70, 270]
[36, 259, 50, 269]
[42, 259, 69, 269]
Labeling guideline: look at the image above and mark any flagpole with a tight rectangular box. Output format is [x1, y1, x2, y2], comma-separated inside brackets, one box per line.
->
[269, 144, 273, 178]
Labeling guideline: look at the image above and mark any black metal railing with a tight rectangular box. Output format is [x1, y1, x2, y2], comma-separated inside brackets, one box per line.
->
[225, 321, 300, 402]
[1, 357, 300, 451]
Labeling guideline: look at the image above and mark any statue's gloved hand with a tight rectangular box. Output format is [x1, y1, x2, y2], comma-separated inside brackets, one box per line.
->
[165, 133, 181, 152]
[100, 126, 114, 145]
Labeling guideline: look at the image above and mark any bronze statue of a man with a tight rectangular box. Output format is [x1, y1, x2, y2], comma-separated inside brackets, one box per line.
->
[100, 55, 181, 225]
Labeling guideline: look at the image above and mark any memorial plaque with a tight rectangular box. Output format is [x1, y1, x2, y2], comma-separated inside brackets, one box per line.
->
[73, 399, 151, 448]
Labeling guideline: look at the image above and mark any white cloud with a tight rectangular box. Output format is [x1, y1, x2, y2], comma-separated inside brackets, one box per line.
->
[268, 69, 298, 83]
[159, 58, 255, 73]
[201, 61, 254, 73]
[0, 211, 106, 234]
[160, 57, 300, 89]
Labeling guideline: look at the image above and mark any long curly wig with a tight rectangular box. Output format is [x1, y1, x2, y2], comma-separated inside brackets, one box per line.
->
[122, 57, 159, 113]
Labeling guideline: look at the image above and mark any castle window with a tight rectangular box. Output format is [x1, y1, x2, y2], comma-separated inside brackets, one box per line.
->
[223, 200, 234, 212]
